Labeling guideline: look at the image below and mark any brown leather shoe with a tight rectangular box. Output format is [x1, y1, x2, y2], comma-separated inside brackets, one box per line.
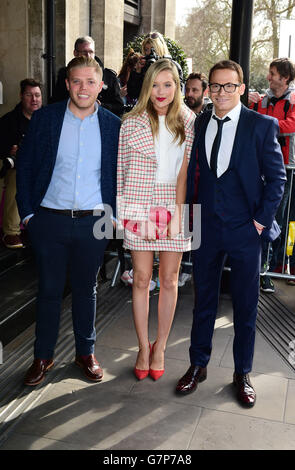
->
[176, 365, 207, 395]
[233, 373, 256, 407]
[75, 354, 103, 382]
[3, 234, 23, 249]
[24, 358, 54, 386]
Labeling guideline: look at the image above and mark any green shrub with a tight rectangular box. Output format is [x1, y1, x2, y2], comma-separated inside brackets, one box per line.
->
[124, 35, 189, 80]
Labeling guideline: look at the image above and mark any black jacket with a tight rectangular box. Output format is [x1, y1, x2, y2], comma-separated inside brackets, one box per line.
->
[16, 100, 121, 220]
[0, 103, 30, 159]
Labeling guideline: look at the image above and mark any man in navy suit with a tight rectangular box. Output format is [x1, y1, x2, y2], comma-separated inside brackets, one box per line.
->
[176, 60, 286, 407]
[16, 56, 121, 386]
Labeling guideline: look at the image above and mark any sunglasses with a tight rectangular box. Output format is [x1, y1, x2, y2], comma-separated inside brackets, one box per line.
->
[145, 33, 160, 39]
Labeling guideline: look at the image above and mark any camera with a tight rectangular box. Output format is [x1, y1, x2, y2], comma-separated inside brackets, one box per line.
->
[142, 48, 159, 74]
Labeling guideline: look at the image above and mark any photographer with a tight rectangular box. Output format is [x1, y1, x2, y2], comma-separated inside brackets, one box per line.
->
[118, 49, 141, 113]
[127, 32, 183, 102]
[0, 78, 42, 248]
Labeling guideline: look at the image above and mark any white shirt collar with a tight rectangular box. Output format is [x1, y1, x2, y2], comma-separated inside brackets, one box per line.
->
[66, 98, 99, 121]
[212, 101, 241, 123]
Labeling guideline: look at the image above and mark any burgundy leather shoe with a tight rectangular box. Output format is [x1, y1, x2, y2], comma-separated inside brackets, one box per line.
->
[233, 373, 256, 407]
[176, 365, 207, 395]
[75, 354, 103, 382]
[24, 358, 54, 386]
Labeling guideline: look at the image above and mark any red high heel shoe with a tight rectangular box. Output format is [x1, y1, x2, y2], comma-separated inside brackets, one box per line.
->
[149, 342, 165, 381]
[134, 342, 151, 380]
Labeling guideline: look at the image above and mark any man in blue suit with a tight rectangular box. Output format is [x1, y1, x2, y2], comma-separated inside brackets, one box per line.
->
[16, 56, 121, 386]
[176, 60, 286, 407]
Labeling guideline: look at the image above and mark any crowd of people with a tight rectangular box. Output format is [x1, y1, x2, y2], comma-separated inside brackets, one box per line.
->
[0, 31, 294, 410]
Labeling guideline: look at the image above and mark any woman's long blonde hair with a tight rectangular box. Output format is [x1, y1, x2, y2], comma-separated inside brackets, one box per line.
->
[124, 59, 185, 145]
[141, 31, 170, 57]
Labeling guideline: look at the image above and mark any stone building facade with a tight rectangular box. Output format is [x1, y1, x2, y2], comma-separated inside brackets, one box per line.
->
[0, 0, 176, 114]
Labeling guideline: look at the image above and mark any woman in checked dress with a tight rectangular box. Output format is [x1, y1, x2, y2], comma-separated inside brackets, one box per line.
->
[117, 59, 195, 380]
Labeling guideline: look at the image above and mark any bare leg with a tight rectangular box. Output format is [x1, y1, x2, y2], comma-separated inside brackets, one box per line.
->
[151, 251, 182, 370]
[131, 250, 154, 369]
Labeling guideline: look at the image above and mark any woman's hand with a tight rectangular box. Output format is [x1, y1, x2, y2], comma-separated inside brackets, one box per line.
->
[120, 84, 127, 97]
[167, 210, 181, 239]
[142, 219, 158, 241]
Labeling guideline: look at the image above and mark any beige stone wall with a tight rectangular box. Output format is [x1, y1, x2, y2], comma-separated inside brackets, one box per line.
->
[91, 0, 124, 73]
[141, 0, 152, 33]
[65, 0, 90, 64]
[0, 0, 46, 115]
[164, 0, 176, 39]
[0, 0, 29, 115]
[140, 0, 176, 39]
[0, 0, 175, 114]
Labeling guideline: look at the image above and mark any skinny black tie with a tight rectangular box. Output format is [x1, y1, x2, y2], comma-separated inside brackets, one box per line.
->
[210, 115, 230, 177]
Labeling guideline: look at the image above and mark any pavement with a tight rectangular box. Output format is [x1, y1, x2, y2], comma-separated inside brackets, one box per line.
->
[1, 276, 295, 451]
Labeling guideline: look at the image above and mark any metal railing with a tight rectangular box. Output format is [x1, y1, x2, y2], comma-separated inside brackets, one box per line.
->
[263, 162, 295, 281]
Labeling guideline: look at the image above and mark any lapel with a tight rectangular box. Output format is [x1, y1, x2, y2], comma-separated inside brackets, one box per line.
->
[127, 111, 157, 160]
[97, 106, 108, 170]
[191, 109, 212, 171]
[230, 104, 255, 168]
[50, 101, 67, 169]
[187, 109, 212, 203]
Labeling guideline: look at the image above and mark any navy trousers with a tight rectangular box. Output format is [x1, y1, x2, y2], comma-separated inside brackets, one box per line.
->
[190, 217, 261, 375]
[27, 209, 108, 359]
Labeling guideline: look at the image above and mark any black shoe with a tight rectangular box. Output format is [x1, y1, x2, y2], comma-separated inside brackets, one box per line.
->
[233, 373, 256, 407]
[260, 276, 275, 293]
[176, 365, 207, 395]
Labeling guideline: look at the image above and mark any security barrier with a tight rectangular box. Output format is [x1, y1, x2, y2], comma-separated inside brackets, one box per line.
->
[263, 162, 295, 282]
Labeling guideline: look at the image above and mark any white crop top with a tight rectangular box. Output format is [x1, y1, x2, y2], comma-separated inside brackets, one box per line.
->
[154, 115, 186, 184]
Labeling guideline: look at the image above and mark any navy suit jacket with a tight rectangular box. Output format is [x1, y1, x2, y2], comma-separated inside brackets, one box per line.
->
[16, 100, 121, 220]
[187, 104, 287, 241]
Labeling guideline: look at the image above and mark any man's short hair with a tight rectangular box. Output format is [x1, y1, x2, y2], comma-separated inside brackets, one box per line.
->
[186, 72, 208, 92]
[270, 58, 295, 84]
[66, 56, 102, 79]
[20, 78, 42, 95]
[74, 36, 95, 51]
[209, 60, 244, 84]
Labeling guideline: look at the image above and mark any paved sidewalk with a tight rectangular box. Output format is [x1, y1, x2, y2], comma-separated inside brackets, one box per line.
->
[1, 281, 295, 450]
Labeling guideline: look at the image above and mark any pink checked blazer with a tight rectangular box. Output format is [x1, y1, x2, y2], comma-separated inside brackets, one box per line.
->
[117, 104, 196, 222]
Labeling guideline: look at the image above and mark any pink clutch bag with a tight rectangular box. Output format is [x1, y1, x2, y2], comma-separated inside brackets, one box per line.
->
[123, 206, 171, 239]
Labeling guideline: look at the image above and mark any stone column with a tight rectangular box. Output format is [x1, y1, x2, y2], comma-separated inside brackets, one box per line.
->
[164, 0, 176, 39]
[140, 0, 152, 34]
[65, 0, 90, 64]
[140, 0, 176, 38]
[0, 0, 29, 115]
[91, 0, 124, 73]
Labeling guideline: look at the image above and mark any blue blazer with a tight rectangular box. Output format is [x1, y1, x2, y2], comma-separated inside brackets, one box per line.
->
[16, 100, 121, 220]
[187, 104, 287, 241]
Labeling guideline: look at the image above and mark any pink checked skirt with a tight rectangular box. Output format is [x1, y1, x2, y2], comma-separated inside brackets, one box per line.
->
[123, 182, 191, 252]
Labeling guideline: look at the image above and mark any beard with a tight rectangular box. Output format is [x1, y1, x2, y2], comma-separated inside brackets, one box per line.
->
[185, 95, 203, 110]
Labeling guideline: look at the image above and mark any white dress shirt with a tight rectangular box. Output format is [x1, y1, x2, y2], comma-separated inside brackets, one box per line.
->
[154, 115, 186, 184]
[205, 101, 241, 178]
[42, 100, 103, 210]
